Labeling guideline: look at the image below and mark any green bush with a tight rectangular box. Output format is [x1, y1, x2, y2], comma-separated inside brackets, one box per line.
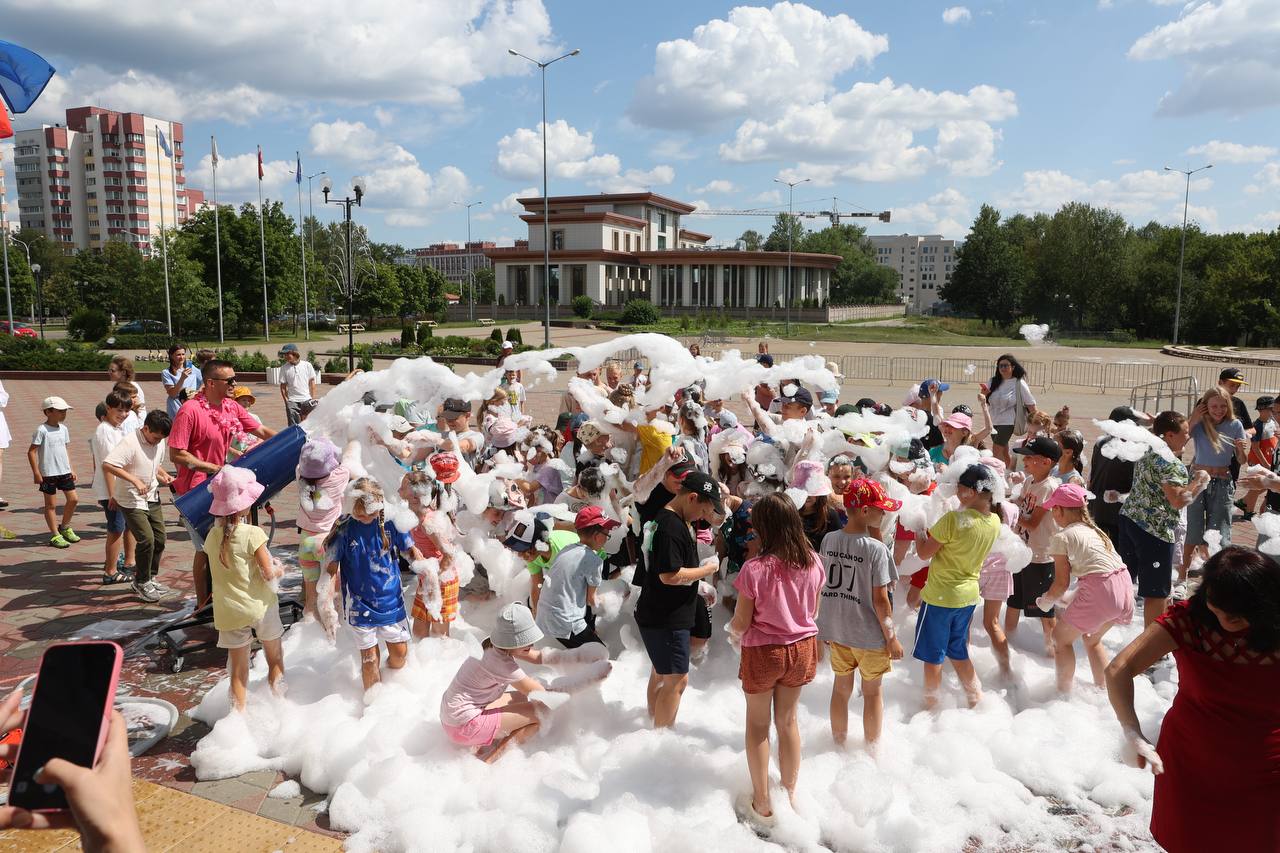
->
[679, 314, 691, 331]
[323, 355, 348, 373]
[488, 327, 504, 344]
[68, 308, 111, 343]
[0, 337, 112, 371]
[572, 296, 593, 319]
[401, 324, 417, 348]
[213, 347, 269, 372]
[1106, 329, 1136, 343]
[621, 299, 659, 326]
[99, 332, 183, 351]
[505, 327, 523, 345]
[420, 322, 433, 339]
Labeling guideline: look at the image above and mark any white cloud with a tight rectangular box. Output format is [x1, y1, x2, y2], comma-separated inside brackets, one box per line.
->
[629, 2, 889, 130]
[753, 189, 784, 205]
[1112, 158, 1136, 166]
[720, 78, 1017, 182]
[493, 187, 539, 216]
[942, 6, 972, 25]
[1128, 0, 1280, 115]
[694, 179, 737, 195]
[494, 120, 674, 191]
[1245, 162, 1280, 194]
[1186, 140, 1278, 164]
[189, 151, 298, 203]
[891, 188, 973, 239]
[6, 0, 559, 123]
[1245, 210, 1280, 232]
[1000, 168, 1214, 223]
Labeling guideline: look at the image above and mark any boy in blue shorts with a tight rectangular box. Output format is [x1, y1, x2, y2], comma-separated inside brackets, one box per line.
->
[913, 463, 1001, 711]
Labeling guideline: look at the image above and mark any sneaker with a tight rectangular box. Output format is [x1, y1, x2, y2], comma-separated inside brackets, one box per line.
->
[49, 533, 70, 549]
[143, 581, 169, 599]
[132, 581, 160, 603]
[59, 527, 80, 543]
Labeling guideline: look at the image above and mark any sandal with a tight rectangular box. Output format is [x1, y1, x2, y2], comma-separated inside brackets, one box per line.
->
[102, 569, 135, 585]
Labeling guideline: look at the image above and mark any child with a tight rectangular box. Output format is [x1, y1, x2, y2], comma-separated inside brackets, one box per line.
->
[889, 440, 935, 610]
[1055, 430, 1086, 487]
[1037, 483, 1134, 693]
[913, 463, 1002, 710]
[974, 456, 1019, 677]
[227, 387, 262, 462]
[1010, 435, 1062, 655]
[817, 479, 903, 749]
[295, 437, 352, 618]
[535, 506, 621, 647]
[1241, 395, 1277, 519]
[1022, 409, 1053, 444]
[1052, 406, 1071, 439]
[405, 457, 461, 639]
[204, 467, 286, 711]
[438, 603, 548, 763]
[929, 412, 973, 466]
[321, 478, 426, 692]
[28, 396, 79, 548]
[90, 393, 136, 583]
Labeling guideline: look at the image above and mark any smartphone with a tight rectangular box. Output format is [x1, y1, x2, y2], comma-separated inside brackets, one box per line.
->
[980, 383, 990, 396]
[7, 641, 122, 812]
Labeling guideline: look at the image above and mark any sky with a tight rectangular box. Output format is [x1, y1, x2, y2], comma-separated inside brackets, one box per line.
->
[3, 0, 1279, 248]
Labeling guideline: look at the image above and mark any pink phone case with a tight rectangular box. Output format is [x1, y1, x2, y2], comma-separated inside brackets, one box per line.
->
[8, 640, 122, 813]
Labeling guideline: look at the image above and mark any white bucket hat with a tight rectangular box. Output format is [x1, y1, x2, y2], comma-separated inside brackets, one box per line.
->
[491, 602, 543, 649]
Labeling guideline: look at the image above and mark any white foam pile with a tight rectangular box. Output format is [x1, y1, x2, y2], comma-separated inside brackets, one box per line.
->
[190, 589, 1169, 852]
[1019, 324, 1051, 346]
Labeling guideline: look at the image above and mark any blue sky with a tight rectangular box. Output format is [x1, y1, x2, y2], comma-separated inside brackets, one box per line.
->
[4, 0, 1278, 247]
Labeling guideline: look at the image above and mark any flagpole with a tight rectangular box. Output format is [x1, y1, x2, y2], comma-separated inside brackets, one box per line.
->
[258, 145, 270, 343]
[156, 126, 172, 336]
[2, 180, 12, 330]
[212, 136, 224, 343]
[297, 152, 309, 341]
[168, 121, 180, 330]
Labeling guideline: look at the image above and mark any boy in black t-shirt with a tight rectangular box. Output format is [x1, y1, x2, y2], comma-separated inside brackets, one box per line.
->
[635, 470, 723, 728]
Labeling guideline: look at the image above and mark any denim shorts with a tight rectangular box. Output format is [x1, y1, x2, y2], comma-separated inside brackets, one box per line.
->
[638, 626, 692, 675]
[99, 500, 127, 534]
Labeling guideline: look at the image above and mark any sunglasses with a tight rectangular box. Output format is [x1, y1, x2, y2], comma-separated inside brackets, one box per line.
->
[998, 363, 1012, 369]
[209, 376, 237, 386]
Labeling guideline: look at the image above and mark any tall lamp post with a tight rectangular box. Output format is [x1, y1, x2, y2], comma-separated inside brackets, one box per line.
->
[306, 170, 327, 319]
[322, 176, 366, 371]
[508, 47, 580, 348]
[774, 176, 810, 338]
[30, 262, 43, 340]
[454, 200, 482, 323]
[1164, 163, 1212, 345]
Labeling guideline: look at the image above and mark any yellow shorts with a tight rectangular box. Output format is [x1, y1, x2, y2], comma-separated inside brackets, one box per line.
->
[828, 642, 891, 680]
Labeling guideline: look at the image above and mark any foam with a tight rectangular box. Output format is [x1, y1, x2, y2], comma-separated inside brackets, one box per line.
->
[1019, 323, 1051, 345]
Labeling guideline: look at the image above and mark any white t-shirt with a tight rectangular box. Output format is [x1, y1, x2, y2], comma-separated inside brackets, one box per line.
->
[90, 421, 127, 501]
[31, 423, 72, 477]
[280, 360, 318, 402]
[102, 431, 168, 509]
[988, 378, 1036, 427]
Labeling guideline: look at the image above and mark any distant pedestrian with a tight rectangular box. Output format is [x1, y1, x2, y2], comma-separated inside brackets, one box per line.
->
[982, 353, 1037, 469]
[278, 343, 318, 426]
[27, 396, 79, 549]
[161, 345, 200, 421]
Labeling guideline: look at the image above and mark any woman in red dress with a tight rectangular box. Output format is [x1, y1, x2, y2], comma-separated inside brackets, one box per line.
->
[1106, 546, 1280, 852]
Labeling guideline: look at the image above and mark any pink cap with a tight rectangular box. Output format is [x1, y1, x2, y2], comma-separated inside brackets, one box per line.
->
[942, 412, 972, 430]
[1042, 482, 1088, 510]
[208, 467, 264, 517]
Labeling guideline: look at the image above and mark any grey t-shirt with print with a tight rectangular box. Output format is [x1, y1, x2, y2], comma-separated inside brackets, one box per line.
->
[816, 530, 898, 650]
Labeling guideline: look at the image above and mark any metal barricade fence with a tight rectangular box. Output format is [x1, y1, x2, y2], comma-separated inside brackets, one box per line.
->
[840, 355, 891, 381]
[1103, 361, 1165, 391]
[1051, 360, 1106, 391]
[939, 357, 983, 386]
[889, 357, 941, 384]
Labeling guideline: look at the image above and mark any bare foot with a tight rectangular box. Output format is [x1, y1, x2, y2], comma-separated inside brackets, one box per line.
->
[476, 733, 515, 764]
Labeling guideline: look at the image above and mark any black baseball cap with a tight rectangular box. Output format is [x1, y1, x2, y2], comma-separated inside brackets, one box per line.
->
[778, 386, 813, 409]
[442, 398, 471, 416]
[958, 463, 997, 493]
[1014, 435, 1062, 462]
[757, 353, 774, 368]
[681, 471, 725, 515]
[1220, 368, 1248, 385]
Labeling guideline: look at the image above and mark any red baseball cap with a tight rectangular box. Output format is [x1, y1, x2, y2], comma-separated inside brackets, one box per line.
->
[574, 505, 621, 531]
[430, 452, 461, 484]
[843, 477, 903, 512]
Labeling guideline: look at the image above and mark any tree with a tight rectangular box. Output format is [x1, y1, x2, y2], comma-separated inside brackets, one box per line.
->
[99, 241, 149, 322]
[739, 229, 763, 251]
[763, 214, 806, 252]
[2, 242, 37, 321]
[1036, 202, 1132, 330]
[800, 224, 898, 304]
[472, 267, 496, 305]
[943, 204, 1025, 324]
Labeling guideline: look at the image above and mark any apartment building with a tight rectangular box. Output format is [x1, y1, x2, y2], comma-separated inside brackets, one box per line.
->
[486, 192, 839, 308]
[396, 241, 495, 285]
[867, 234, 958, 313]
[13, 106, 201, 255]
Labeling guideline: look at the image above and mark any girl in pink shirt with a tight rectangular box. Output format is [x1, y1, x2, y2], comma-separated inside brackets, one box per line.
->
[295, 438, 353, 619]
[728, 493, 824, 828]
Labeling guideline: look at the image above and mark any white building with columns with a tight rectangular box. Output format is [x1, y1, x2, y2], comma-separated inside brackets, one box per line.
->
[485, 192, 839, 310]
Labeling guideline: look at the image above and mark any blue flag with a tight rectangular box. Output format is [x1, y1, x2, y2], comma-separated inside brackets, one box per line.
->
[157, 127, 172, 157]
[0, 40, 56, 114]
[295, 152, 302, 185]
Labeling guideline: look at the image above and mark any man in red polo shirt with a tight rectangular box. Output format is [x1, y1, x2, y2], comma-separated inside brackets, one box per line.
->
[169, 359, 275, 605]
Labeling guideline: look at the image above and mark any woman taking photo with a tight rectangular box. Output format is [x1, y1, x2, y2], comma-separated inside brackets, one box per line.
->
[1183, 387, 1248, 570]
[1105, 546, 1279, 853]
[981, 353, 1036, 469]
[729, 493, 824, 829]
[161, 345, 201, 420]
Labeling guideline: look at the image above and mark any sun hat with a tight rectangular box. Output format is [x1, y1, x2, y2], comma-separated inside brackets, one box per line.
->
[918, 378, 950, 397]
[633, 361, 644, 370]
[231, 386, 256, 403]
[790, 459, 832, 497]
[718, 409, 740, 429]
[575, 505, 621, 531]
[1042, 482, 1089, 510]
[576, 420, 606, 446]
[844, 478, 903, 511]
[297, 436, 340, 479]
[825, 361, 844, 380]
[777, 386, 813, 409]
[819, 388, 840, 405]
[504, 510, 551, 552]
[442, 398, 471, 417]
[488, 417, 530, 449]
[430, 452, 461, 484]
[1220, 367, 1247, 385]
[395, 398, 429, 426]
[941, 412, 973, 430]
[278, 343, 299, 356]
[491, 602, 543, 649]
[1013, 435, 1062, 462]
[387, 414, 414, 435]
[41, 396, 72, 411]
[501, 340, 514, 350]
[208, 466, 264, 517]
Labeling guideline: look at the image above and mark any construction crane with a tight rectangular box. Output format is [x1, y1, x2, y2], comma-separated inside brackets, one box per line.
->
[689, 199, 890, 226]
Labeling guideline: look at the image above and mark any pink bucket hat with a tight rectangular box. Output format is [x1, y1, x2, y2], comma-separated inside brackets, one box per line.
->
[488, 417, 530, 449]
[297, 436, 340, 480]
[1042, 482, 1089, 510]
[790, 459, 833, 497]
[208, 466, 264, 517]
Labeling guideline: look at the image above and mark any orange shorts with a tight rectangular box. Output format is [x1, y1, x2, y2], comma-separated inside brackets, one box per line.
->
[412, 575, 460, 624]
[738, 636, 818, 694]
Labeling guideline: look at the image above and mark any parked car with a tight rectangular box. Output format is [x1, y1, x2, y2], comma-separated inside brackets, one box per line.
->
[116, 319, 167, 334]
[0, 320, 37, 339]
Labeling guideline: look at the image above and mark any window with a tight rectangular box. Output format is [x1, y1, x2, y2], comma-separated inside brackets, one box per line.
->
[85, 178, 96, 186]
[659, 212, 667, 231]
[657, 235, 666, 250]
[624, 233, 631, 252]
[612, 231, 619, 251]
[126, 133, 145, 143]
[15, 163, 38, 172]
[551, 229, 564, 250]
[85, 164, 95, 172]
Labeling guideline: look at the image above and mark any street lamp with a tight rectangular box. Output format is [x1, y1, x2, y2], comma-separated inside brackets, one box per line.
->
[774, 176, 810, 337]
[30, 262, 43, 340]
[454, 200, 482, 323]
[323, 175, 365, 371]
[508, 46, 581, 347]
[1164, 163, 1212, 345]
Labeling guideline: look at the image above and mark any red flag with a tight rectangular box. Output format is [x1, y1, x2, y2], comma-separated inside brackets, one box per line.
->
[0, 106, 11, 140]
[257, 145, 264, 180]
